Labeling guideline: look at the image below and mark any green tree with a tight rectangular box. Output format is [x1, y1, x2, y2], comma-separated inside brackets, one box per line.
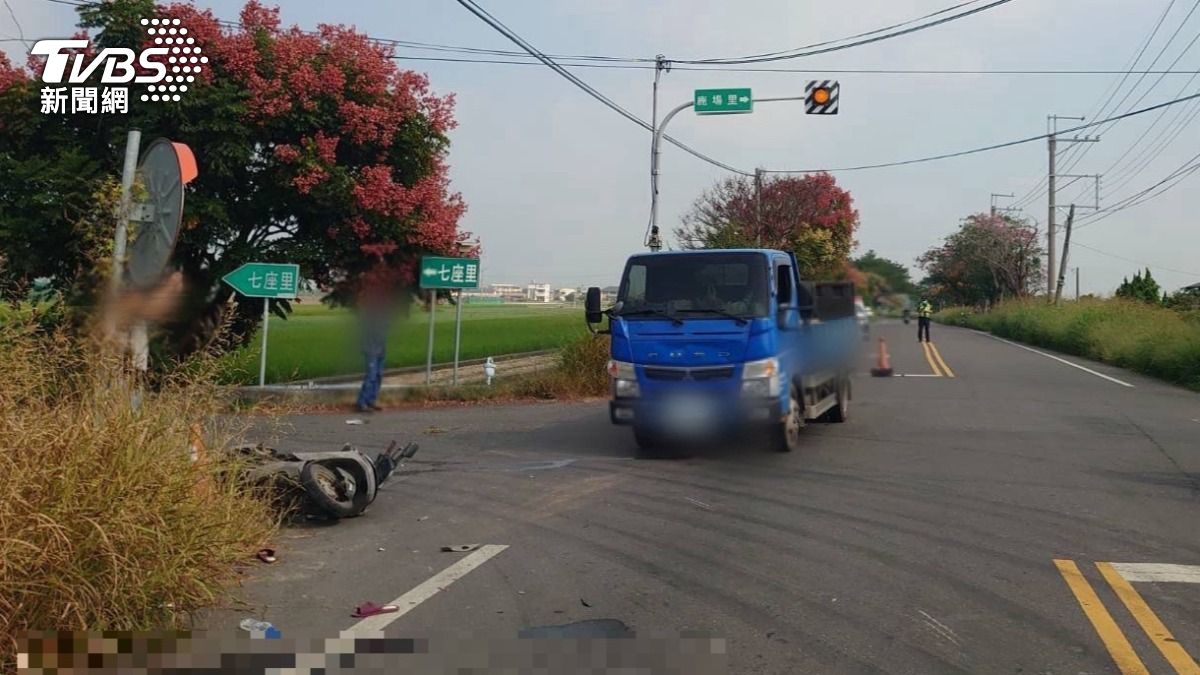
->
[853, 250, 917, 297]
[0, 1, 469, 355]
[1115, 268, 1163, 304]
[1164, 285, 1200, 310]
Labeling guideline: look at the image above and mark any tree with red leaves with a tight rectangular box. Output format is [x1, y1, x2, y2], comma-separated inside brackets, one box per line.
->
[0, 0, 469, 355]
[675, 173, 859, 280]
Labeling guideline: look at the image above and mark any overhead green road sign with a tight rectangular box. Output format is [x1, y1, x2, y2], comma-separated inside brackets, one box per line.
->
[420, 256, 480, 289]
[222, 262, 300, 299]
[694, 88, 752, 115]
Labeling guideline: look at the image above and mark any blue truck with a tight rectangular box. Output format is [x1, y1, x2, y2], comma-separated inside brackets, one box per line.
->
[585, 249, 859, 453]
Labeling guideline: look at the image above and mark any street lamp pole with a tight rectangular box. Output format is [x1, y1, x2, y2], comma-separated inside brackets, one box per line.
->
[648, 95, 807, 250]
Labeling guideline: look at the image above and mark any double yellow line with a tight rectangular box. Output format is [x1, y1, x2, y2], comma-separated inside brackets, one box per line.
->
[922, 341, 955, 378]
[1055, 559, 1199, 674]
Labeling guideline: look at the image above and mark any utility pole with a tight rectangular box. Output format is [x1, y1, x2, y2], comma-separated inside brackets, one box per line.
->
[1054, 204, 1075, 305]
[754, 168, 764, 247]
[647, 55, 669, 253]
[1046, 115, 1096, 300]
[990, 192, 1014, 217]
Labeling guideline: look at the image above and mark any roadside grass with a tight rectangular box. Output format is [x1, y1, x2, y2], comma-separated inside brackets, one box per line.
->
[394, 332, 611, 404]
[219, 303, 586, 384]
[0, 321, 276, 669]
[937, 298, 1200, 390]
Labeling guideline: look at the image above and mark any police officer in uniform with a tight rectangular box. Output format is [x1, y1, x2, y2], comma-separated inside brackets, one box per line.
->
[917, 298, 934, 343]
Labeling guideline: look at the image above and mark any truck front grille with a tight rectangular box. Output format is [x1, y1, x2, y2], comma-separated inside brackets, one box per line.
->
[644, 366, 734, 381]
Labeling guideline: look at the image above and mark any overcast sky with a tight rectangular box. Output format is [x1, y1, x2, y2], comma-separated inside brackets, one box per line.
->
[5, 0, 1199, 294]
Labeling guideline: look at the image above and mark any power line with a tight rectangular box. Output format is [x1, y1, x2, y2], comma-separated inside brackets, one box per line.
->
[761, 91, 1200, 173]
[3, 0, 29, 50]
[39, 0, 1014, 66]
[1074, 149, 1200, 228]
[389, 54, 1200, 75]
[38, 0, 1200, 179]
[1072, 241, 1200, 278]
[677, 0, 1018, 65]
[452, 0, 752, 176]
[1011, 0, 1181, 210]
[1054, 0, 1200, 188]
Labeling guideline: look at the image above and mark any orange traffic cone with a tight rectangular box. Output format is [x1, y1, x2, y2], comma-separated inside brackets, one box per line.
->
[870, 338, 893, 377]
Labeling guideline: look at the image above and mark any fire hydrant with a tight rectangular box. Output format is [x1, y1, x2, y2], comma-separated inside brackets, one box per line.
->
[483, 357, 496, 386]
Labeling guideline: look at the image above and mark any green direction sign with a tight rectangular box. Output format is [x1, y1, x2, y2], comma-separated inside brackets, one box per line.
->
[222, 262, 300, 299]
[420, 256, 480, 289]
[694, 88, 752, 114]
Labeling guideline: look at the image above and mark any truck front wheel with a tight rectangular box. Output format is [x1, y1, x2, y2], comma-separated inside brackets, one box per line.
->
[772, 384, 803, 453]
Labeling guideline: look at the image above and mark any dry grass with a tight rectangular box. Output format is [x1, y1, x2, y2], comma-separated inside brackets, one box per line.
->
[0, 320, 276, 670]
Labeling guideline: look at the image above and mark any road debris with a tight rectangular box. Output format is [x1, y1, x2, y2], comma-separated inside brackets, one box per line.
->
[352, 602, 399, 618]
[424, 426, 446, 434]
[256, 548, 277, 564]
[580, 598, 593, 608]
[377, 547, 386, 552]
[239, 618, 281, 639]
[417, 515, 429, 521]
[344, 419, 367, 425]
[441, 544, 480, 553]
[684, 497, 713, 511]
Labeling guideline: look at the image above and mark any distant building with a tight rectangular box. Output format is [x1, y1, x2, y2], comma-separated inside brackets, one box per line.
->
[601, 286, 620, 304]
[525, 283, 553, 303]
[489, 283, 525, 302]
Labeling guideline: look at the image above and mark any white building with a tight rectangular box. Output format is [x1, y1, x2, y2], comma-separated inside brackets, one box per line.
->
[525, 283, 553, 303]
[489, 283, 525, 302]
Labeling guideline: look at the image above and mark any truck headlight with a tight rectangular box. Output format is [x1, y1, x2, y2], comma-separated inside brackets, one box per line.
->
[608, 360, 639, 398]
[606, 360, 635, 379]
[741, 357, 780, 398]
[614, 378, 640, 398]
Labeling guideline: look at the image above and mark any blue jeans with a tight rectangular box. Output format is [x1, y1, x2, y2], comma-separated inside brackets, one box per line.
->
[356, 350, 385, 408]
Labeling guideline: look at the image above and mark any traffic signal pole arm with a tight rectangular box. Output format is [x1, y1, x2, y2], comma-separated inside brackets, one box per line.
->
[648, 95, 809, 245]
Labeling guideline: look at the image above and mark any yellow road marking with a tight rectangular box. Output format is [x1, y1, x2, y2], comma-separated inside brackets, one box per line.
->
[921, 341, 943, 377]
[928, 342, 956, 378]
[1054, 559, 1151, 675]
[1098, 562, 1200, 675]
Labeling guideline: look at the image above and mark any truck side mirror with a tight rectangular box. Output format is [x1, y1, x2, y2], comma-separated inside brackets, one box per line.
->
[585, 287, 603, 324]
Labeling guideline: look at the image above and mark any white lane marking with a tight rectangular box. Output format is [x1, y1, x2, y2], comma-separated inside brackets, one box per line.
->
[684, 497, 713, 511]
[897, 374, 941, 378]
[1110, 563, 1200, 583]
[278, 545, 510, 675]
[346, 544, 509, 635]
[917, 609, 962, 646]
[974, 331, 1135, 388]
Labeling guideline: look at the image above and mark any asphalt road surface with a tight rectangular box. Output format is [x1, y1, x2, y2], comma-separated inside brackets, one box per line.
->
[220, 321, 1200, 674]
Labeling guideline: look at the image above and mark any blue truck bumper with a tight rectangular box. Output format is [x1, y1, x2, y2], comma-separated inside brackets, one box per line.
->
[610, 397, 782, 431]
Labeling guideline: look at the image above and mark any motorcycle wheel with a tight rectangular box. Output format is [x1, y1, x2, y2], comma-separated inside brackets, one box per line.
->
[299, 462, 359, 519]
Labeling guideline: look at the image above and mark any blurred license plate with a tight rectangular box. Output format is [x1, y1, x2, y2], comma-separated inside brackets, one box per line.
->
[662, 395, 714, 433]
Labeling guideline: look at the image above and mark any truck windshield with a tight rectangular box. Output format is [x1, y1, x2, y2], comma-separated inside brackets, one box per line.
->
[616, 253, 769, 319]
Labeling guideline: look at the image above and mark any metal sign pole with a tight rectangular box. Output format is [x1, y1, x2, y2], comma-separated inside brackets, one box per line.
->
[425, 290, 436, 385]
[453, 289, 463, 385]
[259, 298, 270, 387]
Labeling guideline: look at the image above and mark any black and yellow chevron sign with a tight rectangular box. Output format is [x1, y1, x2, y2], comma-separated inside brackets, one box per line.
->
[805, 80, 839, 115]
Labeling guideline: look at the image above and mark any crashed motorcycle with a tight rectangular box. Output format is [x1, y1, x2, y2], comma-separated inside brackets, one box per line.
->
[236, 440, 418, 519]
